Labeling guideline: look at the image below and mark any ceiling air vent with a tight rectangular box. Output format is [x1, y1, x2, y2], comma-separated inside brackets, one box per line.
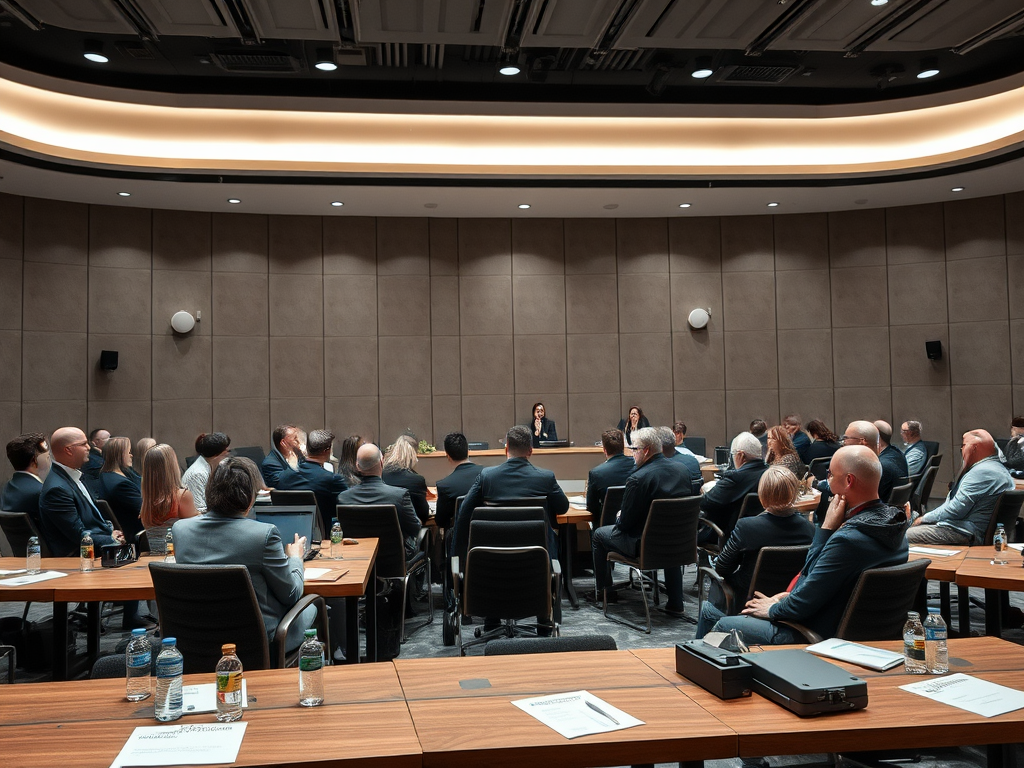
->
[719, 64, 796, 84]
[210, 52, 302, 73]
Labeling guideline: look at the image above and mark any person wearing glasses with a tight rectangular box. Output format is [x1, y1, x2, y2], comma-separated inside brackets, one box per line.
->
[900, 421, 927, 477]
[699, 432, 769, 545]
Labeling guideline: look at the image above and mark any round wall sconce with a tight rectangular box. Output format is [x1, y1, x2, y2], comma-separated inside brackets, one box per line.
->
[170, 311, 196, 334]
[687, 308, 711, 329]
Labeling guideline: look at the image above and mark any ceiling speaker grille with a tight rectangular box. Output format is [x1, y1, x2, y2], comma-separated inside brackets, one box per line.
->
[210, 53, 302, 73]
[721, 64, 796, 83]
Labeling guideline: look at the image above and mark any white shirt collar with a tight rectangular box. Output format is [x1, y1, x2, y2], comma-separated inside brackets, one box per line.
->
[54, 461, 82, 482]
[14, 470, 43, 484]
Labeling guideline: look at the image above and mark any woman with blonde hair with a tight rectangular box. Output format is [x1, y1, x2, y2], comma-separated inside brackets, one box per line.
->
[140, 444, 198, 554]
[96, 436, 143, 542]
[382, 435, 430, 523]
[765, 425, 808, 480]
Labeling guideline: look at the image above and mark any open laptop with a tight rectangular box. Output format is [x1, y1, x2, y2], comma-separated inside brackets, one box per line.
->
[251, 505, 319, 561]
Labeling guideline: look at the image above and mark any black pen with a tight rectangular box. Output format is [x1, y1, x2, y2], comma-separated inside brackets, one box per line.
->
[585, 699, 620, 725]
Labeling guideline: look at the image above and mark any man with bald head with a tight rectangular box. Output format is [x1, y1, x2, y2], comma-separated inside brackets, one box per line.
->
[336, 443, 421, 552]
[38, 427, 123, 557]
[707, 445, 909, 644]
[908, 429, 1014, 545]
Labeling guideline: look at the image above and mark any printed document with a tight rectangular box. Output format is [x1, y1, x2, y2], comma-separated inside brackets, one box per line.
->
[511, 690, 643, 739]
[0, 570, 67, 587]
[109, 722, 247, 767]
[806, 638, 904, 671]
[908, 547, 962, 557]
[900, 674, 1024, 717]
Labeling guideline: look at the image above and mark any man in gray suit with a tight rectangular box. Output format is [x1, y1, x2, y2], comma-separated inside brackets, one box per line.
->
[337, 443, 421, 555]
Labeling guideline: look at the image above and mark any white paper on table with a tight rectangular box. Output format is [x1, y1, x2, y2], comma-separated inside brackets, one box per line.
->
[908, 546, 962, 557]
[806, 638, 905, 671]
[0, 570, 68, 587]
[1008, 543, 1024, 552]
[511, 690, 644, 739]
[899, 674, 1024, 718]
[109, 721, 248, 767]
[303, 568, 332, 580]
[181, 680, 248, 714]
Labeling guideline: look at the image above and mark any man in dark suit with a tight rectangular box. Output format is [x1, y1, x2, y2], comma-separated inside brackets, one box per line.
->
[585, 429, 633, 520]
[435, 432, 483, 530]
[1, 432, 51, 524]
[699, 431, 768, 545]
[81, 428, 108, 480]
[875, 420, 910, 502]
[38, 427, 124, 556]
[337, 443, 421, 554]
[591, 426, 693, 616]
[665, 426, 702, 495]
[275, 429, 348, 534]
[261, 424, 303, 488]
[456, 425, 569, 563]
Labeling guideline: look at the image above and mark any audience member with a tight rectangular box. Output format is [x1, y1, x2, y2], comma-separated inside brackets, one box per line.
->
[672, 422, 698, 457]
[181, 432, 231, 514]
[661, 426, 701, 496]
[529, 402, 557, 448]
[805, 420, 840, 463]
[590, 426, 693, 617]
[617, 406, 650, 449]
[585, 429, 634, 518]
[382, 435, 430, 523]
[435, 432, 482, 529]
[875, 420, 910, 495]
[1, 433, 50, 523]
[699, 432, 768, 545]
[276, 429, 349, 534]
[782, 415, 811, 463]
[457, 425, 569, 563]
[749, 419, 769, 457]
[1003, 417, 1024, 471]
[261, 424, 303, 487]
[174, 457, 316, 651]
[695, 465, 815, 636]
[134, 438, 156, 483]
[908, 429, 1014, 545]
[765, 425, 808, 480]
[337, 434, 364, 487]
[140, 444, 197, 553]
[901, 421, 928, 476]
[38, 427, 123, 557]
[338, 443, 421, 555]
[96, 436, 143, 541]
[708, 445, 909, 643]
[83, 428, 109, 479]
[840, 421, 902, 502]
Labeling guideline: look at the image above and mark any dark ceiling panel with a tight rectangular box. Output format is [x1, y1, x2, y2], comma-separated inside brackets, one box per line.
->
[614, 0, 789, 50]
[869, 0, 1024, 50]
[133, 0, 240, 38]
[767, 0, 912, 52]
[15, 0, 136, 34]
[520, 0, 622, 49]
[351, 0, 515, 46]
[246, 0, 339, 41]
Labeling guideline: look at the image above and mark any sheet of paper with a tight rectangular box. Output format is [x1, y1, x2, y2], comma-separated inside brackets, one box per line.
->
[1009, 543, 1023, 552]
[806, 638, 905, 671]
[900, 674, 1024, 718]
[511, 690, 644, 739]
[0, 570, 68, 587]
[908, 546, 962, 557]
[109, 722, 248, 767]
[181, 680, 248, 714]
[303, 568, 331, 580]
[567, 494, 588, 510]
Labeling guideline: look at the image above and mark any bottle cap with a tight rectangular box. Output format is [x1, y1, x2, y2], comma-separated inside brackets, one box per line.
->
[304, 629, 317, 638]
[927, 607, 940, 613]
[162, 637, 176, 645]
[131, 628, 147, 637]
[221, 643, 236, 655]
[907, 611, 919, 619]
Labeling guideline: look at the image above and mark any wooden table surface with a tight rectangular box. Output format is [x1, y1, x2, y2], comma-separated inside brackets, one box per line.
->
[955, 546, 1024, 592]
[908, 546, 969, 581]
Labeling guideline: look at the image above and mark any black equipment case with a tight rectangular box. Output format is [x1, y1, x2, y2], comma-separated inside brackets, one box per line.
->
[675, 640, 753, 699]
[743, 649, 868, 716]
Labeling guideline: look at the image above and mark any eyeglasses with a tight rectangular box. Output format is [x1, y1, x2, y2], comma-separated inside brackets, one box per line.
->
[839, 435, 864, 445]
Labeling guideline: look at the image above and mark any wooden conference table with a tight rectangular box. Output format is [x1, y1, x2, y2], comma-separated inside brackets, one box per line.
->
[0, 539, 379, 680]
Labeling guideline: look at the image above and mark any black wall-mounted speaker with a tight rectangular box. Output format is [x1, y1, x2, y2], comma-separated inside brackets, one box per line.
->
[100, 350, 118, 371]
[925, 340, 942, 361]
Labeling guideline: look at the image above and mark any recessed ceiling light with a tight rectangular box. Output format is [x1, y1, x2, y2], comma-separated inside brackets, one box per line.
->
[314, 48, 337, 71]
[518, 204, 531, 209]
[83, 41, 108, 63]
[84, 52, 108, 63]
[315, 61, 338, 72]
[678, 203, 692, 208]
[951, 186, 965, 192]
[691, 68, 714, 79]
[117, 192, 131, 197]
[870, 0, 888, 6]
[603, 204, 618, 210]
[917, 57, 940, 79]
[424, 203, 438, 209]
[767, 202, 779, 208]
[227, 198, 241, 204]
[330, 201, 344, 207]
[499, 65, 521, 76]
[917, 68, 939, 79]
[691, 56, 714, 79]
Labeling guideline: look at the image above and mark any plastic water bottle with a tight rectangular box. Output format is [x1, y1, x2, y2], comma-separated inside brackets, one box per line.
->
[164, 528, 175, 563]
[902, 611, 926, 674]
[155, 637, 183, 721]
[992, 523, 1008, 565]
[298, 629, 325, 707]
[125, 628, 152, 702]
[80, 532, 94, 572]
[26, 536, 41, 574]
[215, 643, 244, 722]
[924, 608, 948, 674]
[330, 520, 343, 559]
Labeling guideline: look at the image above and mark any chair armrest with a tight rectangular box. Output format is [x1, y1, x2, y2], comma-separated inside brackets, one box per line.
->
[698, 518, 724, 540]
[415, 527, 429, 551]
[698, 566, 738, 616]
[274, 593, 327, 668]
[777, 619, 822, 644]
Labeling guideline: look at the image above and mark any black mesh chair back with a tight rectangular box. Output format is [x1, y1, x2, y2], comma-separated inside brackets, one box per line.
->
[599, 486, 626, 528]
[0, 511, 51, 557]
[983, 490, 1024, 545]
[485, 634, 617, 655]
[996, 438, 1010, 453]
[928, 452, 943, 468]
[921, 441, 940, 466]
[637, 497, 701, 571]
[486, 496, 546, 508]
[149, 562, 271, 674]
[232, 446, 267, 465]
[136, 528, 149, 554]
[912, 465, 940, 513]
[336, 504, 407, 578]
[808, 457, 831, 481]
[472, 506, 546, 524]
[834, 559, 930, 641]
[185, 455, 198, 469]
[682, 437, 706, 456]
[270, 490, 324, 536]
[463, 546, 552, 622]
[746, 545, 810, 602]
[95, 499, 126, 534]
[468, 519, 548, 551]
[887, 480, 915, 509]
[738, 493, 765, 519]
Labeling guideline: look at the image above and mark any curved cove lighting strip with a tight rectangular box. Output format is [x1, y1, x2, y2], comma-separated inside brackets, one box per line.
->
[3, 72, 1024, 177]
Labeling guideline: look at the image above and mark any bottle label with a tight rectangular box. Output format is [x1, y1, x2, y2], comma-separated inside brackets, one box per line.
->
[156, 660, 183, 678]
[128, 651, 151, 668]
[331, 532, 343, 544]
[299, 654, 324, 672]
[81, 544, 93, 559]
[925, 627, 947, 641]
[904, 639, 925, 661]
[217, 671, 243, 704]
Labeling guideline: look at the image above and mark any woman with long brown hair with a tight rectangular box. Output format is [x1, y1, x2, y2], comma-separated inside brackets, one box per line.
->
[96, 436, 143, 542]
[140, 444, 197, 554]
[765, 425, 808, 480]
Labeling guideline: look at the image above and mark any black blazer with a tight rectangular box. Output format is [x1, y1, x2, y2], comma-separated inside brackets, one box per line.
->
[38, 464, 115, 557]
[96, 471, 143, 541]
[337, 475, 421, 541]
[792, 431, 812, 463]
[276, 460, 349, 532]
[699, 459, 768, 535]
[529, 417, 558, 448]
[382, 467, 431, 523]
[82, 449, 103, 480]
[617, 416, 651, 447]
[672, 451, 704, 496]
[435, 462, 483, 529]
[804, 440, 839, 463]
[617, 453, 693, 538]
[1, 472, 44, 524]
[586, 454, 634, 515]
[713, 511, 815, 601]
[879, 445, 910, 502]
[260, 448, 291, 488]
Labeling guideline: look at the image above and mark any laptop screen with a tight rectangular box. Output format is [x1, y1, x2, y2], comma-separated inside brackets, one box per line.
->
[252, 505, 317, 556]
